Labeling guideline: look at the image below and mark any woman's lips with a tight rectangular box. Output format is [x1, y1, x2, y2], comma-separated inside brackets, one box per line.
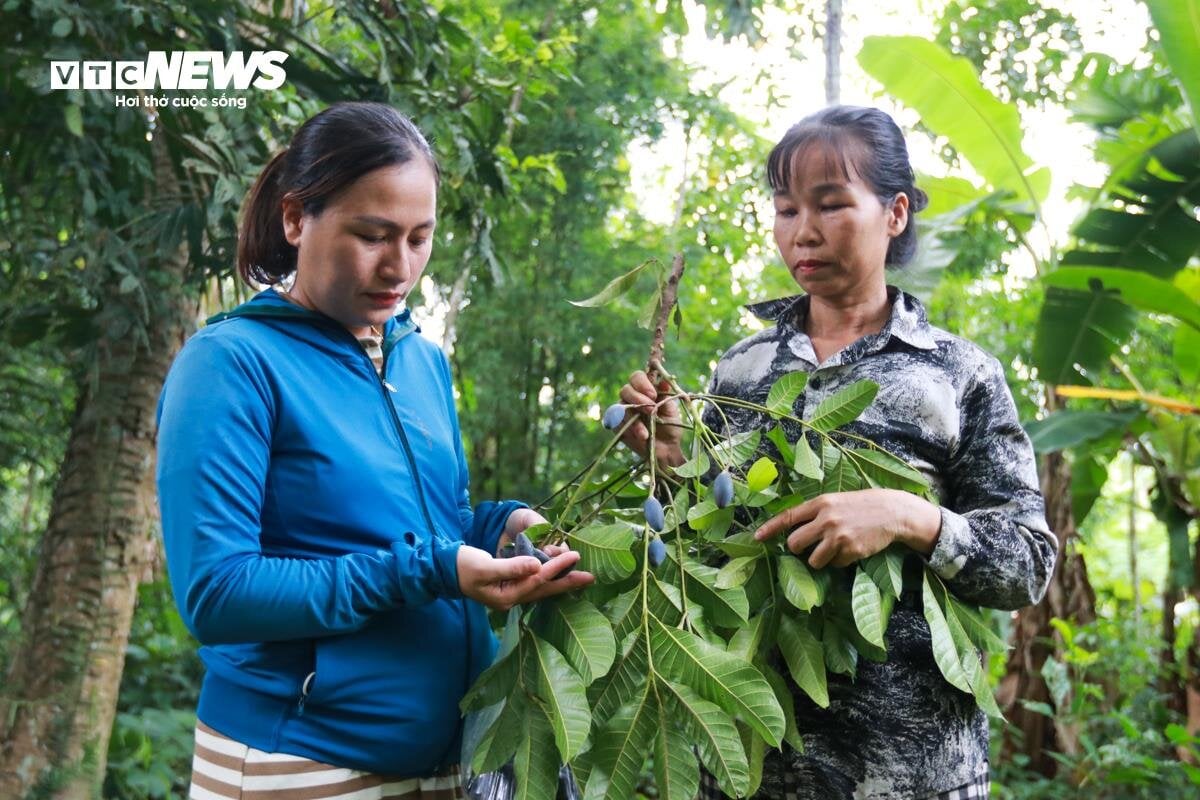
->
[367, 292, 401, 307]
[794, 260, 829, 275]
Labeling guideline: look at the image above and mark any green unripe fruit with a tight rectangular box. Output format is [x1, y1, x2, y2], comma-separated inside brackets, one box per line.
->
[713, 470, 734, 508]
[648, 538, 667, 568]
[643, 497, 665, 532]
[602, 403, 626, 430]
[514, 532, 536, 558]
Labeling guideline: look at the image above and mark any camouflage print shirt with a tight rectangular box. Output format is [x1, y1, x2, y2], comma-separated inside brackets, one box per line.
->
[699, 287, 1057, 800]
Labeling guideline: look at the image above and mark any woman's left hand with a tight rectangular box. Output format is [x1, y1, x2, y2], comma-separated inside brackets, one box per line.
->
[753, 488, 942, 568]
[498, 508, 549, 553]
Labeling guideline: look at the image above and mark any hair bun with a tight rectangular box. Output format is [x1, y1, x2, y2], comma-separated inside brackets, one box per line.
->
[909, 186, 929, 214]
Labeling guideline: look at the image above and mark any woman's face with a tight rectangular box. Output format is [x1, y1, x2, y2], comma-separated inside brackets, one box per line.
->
[772, 143, 908, 301]
[282, 160, 437, 337]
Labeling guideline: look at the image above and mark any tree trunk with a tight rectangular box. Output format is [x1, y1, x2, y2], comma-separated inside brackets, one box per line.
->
[0, 135, 196, 799]
[998, 451, 1096, 779]
[824, 0, 842, 105]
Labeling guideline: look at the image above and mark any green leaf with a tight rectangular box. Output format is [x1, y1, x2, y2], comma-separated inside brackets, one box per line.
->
[1033, 285, 1139, 385]
[686, 499, 718, 530]
[849, 448, 930, 493]
[862, 549, 905, 598]
[793, 435, 823, 480]
[1043, 267, 1200, 332]
[514, 702, 564, 800]
[527, 636, 591, 760]
[650, 619, 785, 745]
[716, 531, 770, 558]
[460, 643, 521, 712]
[51, 17, 72, 36]
[821, 615, 858, 678]
[664, 553, 750, 627]
[951, 602, 1008, 654]
[674, 451, 711, 478]
[922, 573, 973, 694]
[583, 686, 657, 800]
[536, 597, 616, 685]
[822, 449, 861, 493]
[658, 680, 750, 797]
[858, 36, 1050, 206]
[778, 556, 825, 612]
[569, 259, 657, 307]
[652, 701, 700, 800]
[471, 695, 525, 773]
[1145, 0, 1200, 133]
[766, 371, 809, 415]
[745, 457, 779, 492]
[808, 381, 879, 432]
[570, 523, 637, 582]
[766, 426, 796, 465]
[716, 555, 761, 590]
[589, 633, 648, 726]
[63, 105, 83, 138]
[778, 613, 829, 708]
[1022, 409, 1141, 453]
[711, 430, 762, 469]
[851, 569, 886, 649]
[940, 598, 1004, 719]
[759, 661, 804, 751]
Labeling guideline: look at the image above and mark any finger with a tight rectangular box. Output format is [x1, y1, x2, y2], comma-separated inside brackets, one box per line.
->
[629, 370, 657, 395]
[785, 520, 823, 555]
[519, 568, 595, 603]
[542, 543, 570, 557]
[807, 536, 838, 570]
[619, 384, 657, 412]
[755, 500, 817, 541]
[482, 555, 542, 583]
[537, 550, 580, 579]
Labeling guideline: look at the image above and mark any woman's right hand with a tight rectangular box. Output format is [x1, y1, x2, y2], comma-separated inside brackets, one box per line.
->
[456, 544, 594, 611]
[618, 370, 686, 468]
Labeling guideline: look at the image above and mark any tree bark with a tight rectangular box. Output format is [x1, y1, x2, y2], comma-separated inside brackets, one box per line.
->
[824, 0, 842, 105]
[0, 134, 196, 799]
[998, 451, 1096, 779]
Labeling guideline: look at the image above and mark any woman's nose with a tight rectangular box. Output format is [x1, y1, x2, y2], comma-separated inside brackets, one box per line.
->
[794, 208, 821, 246]
[378, 244, 412, 284]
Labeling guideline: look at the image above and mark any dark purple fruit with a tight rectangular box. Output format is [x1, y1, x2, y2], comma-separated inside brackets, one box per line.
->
[648, 538, 667, 568]
[643, 497, 665, 532]
[602, 403, 627, 430]
[532, 547, 551, 564]
[713, 470, 734, 509]
[498, 543, 516, 559]
[514, 532, 536, 558]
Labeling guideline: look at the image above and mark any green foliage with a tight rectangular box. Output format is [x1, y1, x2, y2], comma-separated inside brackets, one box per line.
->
[934, 0, 1083, 107]
[464, 361, 1007, 797]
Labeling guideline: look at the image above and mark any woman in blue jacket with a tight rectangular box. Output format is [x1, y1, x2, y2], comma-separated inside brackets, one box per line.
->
[156, 102, 592, 800]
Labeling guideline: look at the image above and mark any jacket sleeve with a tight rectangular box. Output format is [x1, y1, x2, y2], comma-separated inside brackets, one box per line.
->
[437, 351, 527, 555]
[156, 332, 463, 646]
[927, 356, 1058, 610]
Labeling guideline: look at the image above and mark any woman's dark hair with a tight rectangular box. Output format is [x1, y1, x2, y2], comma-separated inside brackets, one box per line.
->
[766, 105, 929, 266]
[237, 102, 440, 285]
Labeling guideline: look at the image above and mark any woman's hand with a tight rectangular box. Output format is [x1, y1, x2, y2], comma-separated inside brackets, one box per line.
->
[753, 488, 942, 568]
[617, 370, 686, 468]
[456, 545, 594, 611]
[496, 508, 549, 554]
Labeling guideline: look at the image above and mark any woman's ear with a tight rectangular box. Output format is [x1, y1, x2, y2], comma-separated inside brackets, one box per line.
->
[887, 192, 910, 239]
[281, 195, 304, 247]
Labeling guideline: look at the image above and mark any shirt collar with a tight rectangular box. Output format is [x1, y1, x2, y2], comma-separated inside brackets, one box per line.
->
[744, 286, 937, 353]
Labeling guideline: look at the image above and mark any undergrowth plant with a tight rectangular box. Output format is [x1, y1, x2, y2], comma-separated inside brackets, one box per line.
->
[460, 258, 1007, 800]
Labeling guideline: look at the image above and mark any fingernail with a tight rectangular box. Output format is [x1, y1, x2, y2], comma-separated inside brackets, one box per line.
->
[753, 529, 764, 540]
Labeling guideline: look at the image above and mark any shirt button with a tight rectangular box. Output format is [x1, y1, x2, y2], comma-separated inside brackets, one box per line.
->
[809, 376, 822, 390]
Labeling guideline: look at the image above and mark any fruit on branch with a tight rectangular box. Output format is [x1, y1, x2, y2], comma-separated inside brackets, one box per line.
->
[602, 403, 627, 431]
[647, 537, 667, 568]
[643, 497, 665, 532]
[712, 470, 734, 508]
[514, 532, 536, 558]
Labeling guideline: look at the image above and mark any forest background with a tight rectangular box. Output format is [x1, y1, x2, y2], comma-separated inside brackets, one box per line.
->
[1, 0, 1198, 797]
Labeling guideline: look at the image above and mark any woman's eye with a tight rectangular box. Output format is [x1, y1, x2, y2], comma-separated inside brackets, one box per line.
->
[357, 233, 386, 244]
[776, 208, 797, 217]
[820, 204, 846, 212]
[409, 238, 429, 249]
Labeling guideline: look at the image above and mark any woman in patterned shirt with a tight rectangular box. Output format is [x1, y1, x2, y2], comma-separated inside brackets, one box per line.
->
[618, 105, 1056, 799]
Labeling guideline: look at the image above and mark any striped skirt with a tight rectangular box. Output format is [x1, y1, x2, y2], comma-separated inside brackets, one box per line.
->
[189, 721, 466, 800]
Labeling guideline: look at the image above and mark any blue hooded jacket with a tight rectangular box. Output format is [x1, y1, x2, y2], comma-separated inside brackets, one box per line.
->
[156, 289, 523, 775]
